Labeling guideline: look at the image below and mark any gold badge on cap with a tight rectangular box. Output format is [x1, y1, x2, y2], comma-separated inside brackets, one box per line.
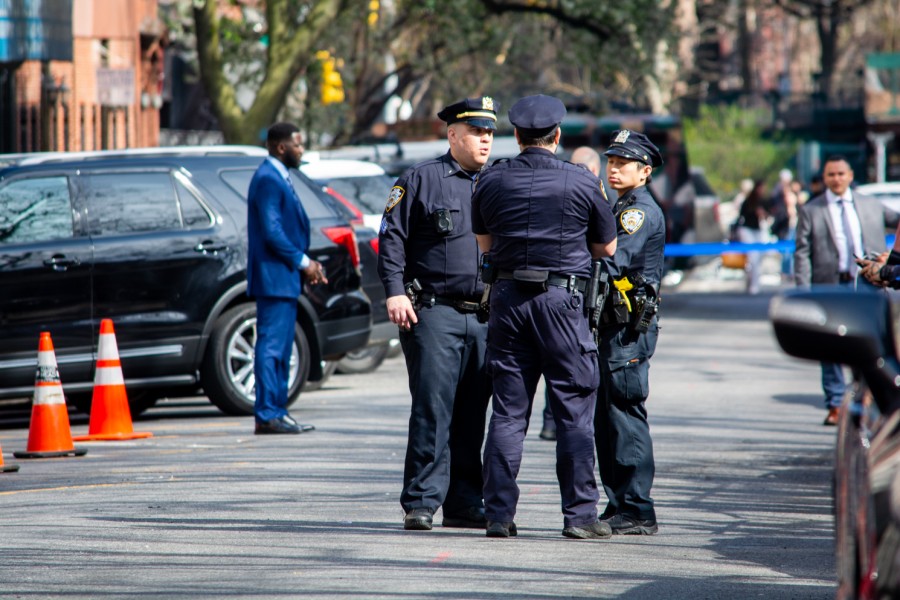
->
[620, 208, 645, 234]
[385, 186, 405, 213]
[614, 130, 631, 144]
[482, 96, 494, 111]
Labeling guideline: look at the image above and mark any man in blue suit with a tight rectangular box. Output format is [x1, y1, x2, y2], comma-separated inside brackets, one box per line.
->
[247, 122, 327, 434]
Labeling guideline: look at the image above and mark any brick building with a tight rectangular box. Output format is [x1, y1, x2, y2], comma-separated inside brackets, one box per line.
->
[0, 0, 164, 153]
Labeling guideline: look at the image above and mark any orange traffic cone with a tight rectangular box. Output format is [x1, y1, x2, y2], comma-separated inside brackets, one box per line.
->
[14, 332, 87, 459]
[1, 440, 20, 472]
[73, 319, 152, 441]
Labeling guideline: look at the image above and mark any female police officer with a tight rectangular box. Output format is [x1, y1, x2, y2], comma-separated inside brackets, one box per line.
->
[595, 130, 665, 535]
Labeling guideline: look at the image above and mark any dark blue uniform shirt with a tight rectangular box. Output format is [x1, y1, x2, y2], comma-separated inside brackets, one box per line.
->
[472, 147, 616, 278]
[602, 185, 666, 286]
[378, 151, 484, 300]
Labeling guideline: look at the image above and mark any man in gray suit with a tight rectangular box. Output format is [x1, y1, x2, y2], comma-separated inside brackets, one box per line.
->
[794, 155, 889, 425]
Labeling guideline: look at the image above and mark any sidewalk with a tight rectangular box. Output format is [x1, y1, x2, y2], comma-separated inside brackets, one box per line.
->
[666, 252, 792, 295]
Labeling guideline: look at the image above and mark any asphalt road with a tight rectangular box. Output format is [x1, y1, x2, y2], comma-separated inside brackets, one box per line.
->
[0, 286, 836, 599]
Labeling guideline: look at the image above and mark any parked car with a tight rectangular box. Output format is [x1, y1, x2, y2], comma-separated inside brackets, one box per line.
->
[770, 288, 900, 599]
[0, 154, 371, 416]
[856, 182, 900, 214]
[301, 159, 398, 374]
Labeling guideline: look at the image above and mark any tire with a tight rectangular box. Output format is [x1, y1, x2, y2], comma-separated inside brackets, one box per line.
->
[67, 390, 159, 417]
[303, 360, 338, 392]
[200, 304, 310, 416]
[335, 342, 391, 375]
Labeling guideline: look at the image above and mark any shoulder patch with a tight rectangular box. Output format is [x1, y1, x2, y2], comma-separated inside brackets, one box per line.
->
[385, 186, 405, 213]
[620, 209, 645, 234]
[599, 179, 609, 203]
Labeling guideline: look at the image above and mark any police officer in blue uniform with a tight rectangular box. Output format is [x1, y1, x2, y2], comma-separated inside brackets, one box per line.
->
[378, 96, 497, 531]
[472, 94, 618, 539]
[595, 130, 666, 535]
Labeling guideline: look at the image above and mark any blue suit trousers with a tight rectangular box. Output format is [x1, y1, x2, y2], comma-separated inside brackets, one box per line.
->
[254, 297, 297, 423]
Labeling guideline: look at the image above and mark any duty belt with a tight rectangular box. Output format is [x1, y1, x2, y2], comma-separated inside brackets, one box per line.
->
[417, 293, 481, 313]
[496, 270, 588, 293]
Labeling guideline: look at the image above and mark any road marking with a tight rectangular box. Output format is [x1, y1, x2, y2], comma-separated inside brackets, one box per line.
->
[429, 552, 452, 564]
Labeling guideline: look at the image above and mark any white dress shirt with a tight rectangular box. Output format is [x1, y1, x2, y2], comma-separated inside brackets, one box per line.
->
[825, 189, 863, 273]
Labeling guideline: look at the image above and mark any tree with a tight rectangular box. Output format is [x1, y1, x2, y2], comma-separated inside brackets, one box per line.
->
[192, 0, 348, 144]
[771, 0, 876, 98]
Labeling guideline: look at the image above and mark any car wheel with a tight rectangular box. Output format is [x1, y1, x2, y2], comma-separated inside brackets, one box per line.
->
[67, 390, 159, 417]
[303, 360, 338, 392]
[335, 342, 391, 375]
[201, 304, 310, 416]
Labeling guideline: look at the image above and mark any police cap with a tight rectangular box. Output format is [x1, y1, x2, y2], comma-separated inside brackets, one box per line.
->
[603, 129, 663, 168]
[508, 94, 566, 137]
[437, 96, 499, 130]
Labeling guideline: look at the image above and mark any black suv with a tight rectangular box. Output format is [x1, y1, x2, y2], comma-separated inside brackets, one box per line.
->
[0, 155, 371, 415]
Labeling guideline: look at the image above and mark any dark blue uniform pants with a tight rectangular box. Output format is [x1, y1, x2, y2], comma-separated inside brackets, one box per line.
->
[595, 319, 658, 521]
[254, 297, 297, 423]
[483, 282, 601, 528]
[399, 304, 490, 516]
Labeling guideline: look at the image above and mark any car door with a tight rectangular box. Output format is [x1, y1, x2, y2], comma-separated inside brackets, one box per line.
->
[81, 168, 236, 381]
[0, 173, 94, 397]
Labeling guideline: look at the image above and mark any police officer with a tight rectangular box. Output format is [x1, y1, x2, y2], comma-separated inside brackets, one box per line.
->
[472, 94, 618, 539]
[378, 96, 497, 531]
[595, 130, 666, 535]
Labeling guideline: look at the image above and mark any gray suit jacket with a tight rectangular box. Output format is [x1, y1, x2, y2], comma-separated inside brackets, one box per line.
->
[794, 191, 888, 287]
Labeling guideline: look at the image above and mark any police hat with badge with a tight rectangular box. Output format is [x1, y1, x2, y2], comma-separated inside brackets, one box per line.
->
[508, 94, 567, 137]
[603, 129, 663, 168]
[437, 96, 499, 130]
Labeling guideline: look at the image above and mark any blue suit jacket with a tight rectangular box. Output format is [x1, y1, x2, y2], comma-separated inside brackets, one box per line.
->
[246, 158, 311, 299]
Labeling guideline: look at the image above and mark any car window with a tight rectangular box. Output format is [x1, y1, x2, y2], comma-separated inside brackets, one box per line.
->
[84, 172, 182, 235]
[173, 176, 215, 229]
[219, 168, 338, 220]
[0, 176, 74, 244]
[324, 175, 394, 214]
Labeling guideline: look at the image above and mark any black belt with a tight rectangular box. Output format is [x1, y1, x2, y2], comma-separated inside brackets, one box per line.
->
[496, 270, 588, 293]
[418, 293, 481, 313]
[838, 272, 854, 283]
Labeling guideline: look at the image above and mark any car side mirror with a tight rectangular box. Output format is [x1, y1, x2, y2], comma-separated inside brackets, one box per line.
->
[770, 288, 900, 414]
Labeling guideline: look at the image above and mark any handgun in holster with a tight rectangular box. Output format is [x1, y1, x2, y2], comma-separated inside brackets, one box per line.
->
[477, 254, 495, 323]
[627, 272, 659, 333]
[405, 278, 423, 306]
[584, 260, 609, 338]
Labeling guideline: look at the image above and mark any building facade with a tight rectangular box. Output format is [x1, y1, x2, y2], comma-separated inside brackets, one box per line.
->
[0, 0, 164, 153]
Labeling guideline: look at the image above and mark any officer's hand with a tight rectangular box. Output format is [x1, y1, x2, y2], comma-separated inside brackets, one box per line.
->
[386, 295, 417, 330]
[303, 260, 328, 285]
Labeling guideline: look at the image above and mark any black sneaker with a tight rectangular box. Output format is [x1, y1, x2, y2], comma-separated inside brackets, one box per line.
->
[442, 506, 487, 528]
[404, 507, 434, 531]
[562, 520, 612, 539]
[602, 514, 658, 535]
[485, 521, 517, 538]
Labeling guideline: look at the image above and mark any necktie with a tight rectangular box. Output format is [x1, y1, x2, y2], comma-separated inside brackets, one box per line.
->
[838, 199, 857, 276]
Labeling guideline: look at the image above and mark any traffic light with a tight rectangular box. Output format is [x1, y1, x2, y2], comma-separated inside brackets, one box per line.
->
[316, 50, 345, 105]
[368, 0, 379, 28]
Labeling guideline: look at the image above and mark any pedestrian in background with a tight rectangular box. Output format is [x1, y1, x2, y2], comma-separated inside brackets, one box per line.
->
[472, 95, 617, 540]
[735, 180, 770, 295]
[594, 129, 666, 536]
[794, 155, 889, 425]
[247, 122, 325, 435]
[378, 96, 497, 531]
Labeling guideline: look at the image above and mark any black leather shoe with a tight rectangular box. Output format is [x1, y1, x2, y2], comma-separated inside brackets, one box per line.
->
[404, 507, 434, 531]
[562, 520, 612, 539]
[602, 514, 658, 535]
[255, 417, 302, 434]
[282, 414, 316, 432]
[485, 521, 517, 538]
[442, 506, 486, 528]
[538, 426, 556, 441]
